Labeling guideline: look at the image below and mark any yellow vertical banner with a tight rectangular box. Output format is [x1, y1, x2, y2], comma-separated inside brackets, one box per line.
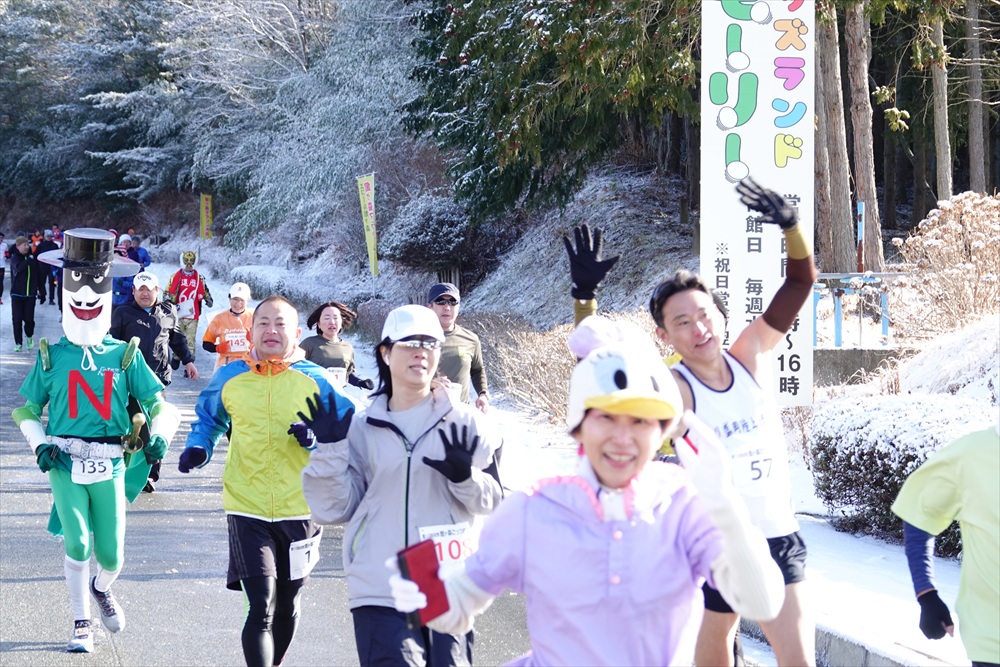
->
[200, 194, 213, 239]
[357, 173, 378, 276]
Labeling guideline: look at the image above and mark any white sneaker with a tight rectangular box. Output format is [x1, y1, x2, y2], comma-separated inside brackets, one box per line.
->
[90, 577, 125, 632]
[67, 619, 94, 653]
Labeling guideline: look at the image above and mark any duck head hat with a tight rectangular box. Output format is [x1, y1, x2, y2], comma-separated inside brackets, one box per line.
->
[566, 318, 681, 434]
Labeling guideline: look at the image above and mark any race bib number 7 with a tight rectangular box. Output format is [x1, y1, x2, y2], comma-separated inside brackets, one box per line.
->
[71, 458, 112, 485]
[289, 529, 322, 580]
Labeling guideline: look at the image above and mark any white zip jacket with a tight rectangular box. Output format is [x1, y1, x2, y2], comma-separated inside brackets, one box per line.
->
[302, 385, 502, 610]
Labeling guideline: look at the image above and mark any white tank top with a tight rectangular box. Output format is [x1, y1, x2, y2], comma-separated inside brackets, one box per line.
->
[674, 352, 798, 538]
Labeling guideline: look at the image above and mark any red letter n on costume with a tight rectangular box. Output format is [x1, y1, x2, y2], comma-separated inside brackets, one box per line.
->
[68, 370, 114, 420]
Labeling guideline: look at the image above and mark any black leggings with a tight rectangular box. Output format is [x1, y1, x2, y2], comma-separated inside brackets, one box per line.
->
[241, 576, 304, 667]
[11, 295, 36, 345]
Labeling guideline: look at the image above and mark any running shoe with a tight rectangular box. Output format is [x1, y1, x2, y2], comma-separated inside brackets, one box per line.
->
[90, 577, 125, 632]
[26, 337, 33, 349]
[13, 344, 21, 352]
[67, 619, 94, 653]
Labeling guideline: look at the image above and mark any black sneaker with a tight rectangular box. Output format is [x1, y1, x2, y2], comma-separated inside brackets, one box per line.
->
[142, 480, 155, 493]
[90, 577, 125, 632]
[67, 619, 94, 652]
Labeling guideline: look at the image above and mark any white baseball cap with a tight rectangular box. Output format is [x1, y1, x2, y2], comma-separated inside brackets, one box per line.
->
[133, 272, 159, 290]
[381, 305, 445, 343]
[118, 233, 132, 245]
[229, 282, 251, 301]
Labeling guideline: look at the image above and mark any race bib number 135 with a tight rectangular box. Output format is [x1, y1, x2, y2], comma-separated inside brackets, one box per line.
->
[71, 458, 112, 485]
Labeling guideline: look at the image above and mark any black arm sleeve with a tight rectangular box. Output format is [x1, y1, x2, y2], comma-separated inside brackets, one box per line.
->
[203, 340, 217, 354]
[761, 254, 817, 333]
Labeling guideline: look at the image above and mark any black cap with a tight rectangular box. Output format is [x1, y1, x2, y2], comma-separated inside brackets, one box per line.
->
[427, 282, 460, 302]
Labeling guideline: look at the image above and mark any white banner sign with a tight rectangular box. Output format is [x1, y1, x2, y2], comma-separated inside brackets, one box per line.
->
[700, 0, 816, 406]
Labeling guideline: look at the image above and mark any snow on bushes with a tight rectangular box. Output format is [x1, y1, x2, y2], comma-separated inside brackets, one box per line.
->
[381, 194, 469, 272]
[808, 393, 990, 555]
[891, 191, 1000, 339]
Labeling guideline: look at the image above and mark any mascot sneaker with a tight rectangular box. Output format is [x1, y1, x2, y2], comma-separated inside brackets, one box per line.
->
[90, 577, 125, 633]
[67, 620, 94, 653]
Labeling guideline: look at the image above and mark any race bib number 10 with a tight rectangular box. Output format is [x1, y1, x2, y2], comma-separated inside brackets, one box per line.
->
[71, 458, 112, 485]
[418, 522, 480, 576]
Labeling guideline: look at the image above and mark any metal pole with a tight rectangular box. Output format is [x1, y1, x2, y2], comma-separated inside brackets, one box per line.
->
[856, 202, 865, 273]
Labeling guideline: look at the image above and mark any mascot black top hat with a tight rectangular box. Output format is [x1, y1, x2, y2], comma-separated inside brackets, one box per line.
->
[37, 228, 139, 277]
[38, 228, 139, 346]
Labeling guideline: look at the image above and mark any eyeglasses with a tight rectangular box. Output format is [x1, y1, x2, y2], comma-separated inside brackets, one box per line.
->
[433, 298, 459, 307]
[394, 339, 441, 351]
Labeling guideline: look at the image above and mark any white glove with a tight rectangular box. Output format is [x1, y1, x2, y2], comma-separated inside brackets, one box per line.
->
[675, 411, 785, 621]
[386, 557, 428, 614]
[383, 556, 494, 635]
[674, 410, 733, 507]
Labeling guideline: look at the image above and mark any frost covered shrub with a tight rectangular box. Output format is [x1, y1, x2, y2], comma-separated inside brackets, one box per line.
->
[382, 194, 470, 271]
[462, 312, 575, 422]
[891, 191, 1000, 339]
[355, 299, 396, 343]
[808, 394, 987, 555]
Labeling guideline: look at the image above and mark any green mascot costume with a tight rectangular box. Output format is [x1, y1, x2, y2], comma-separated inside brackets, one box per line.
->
[11, 229, 181, 653]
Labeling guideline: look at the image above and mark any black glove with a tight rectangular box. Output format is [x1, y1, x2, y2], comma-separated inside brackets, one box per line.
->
[917, 590, 953, 640]
[349, 374, 375, 390]
[203, 293, 214, 308]
[297, 392, 354, 444]
[562, 224, 620, 300]
[423, 422, 479, 484]
[736, 177, 797, 230]
[36, 444, 58, 473]
[177, 447, 207, 473]
[287, 421, 317, 450]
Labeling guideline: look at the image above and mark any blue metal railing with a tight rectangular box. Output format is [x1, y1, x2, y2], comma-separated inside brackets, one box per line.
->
[812, 272, 906, 347]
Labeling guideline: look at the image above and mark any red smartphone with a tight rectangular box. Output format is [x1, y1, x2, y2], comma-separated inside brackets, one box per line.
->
[397, 539, 449, 629]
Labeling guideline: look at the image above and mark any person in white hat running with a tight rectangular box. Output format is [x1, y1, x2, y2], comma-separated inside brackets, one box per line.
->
[300, 304, 503, 666]
[202, 281, 254, 370]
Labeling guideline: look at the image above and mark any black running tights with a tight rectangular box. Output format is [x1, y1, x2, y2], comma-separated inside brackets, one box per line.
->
[241, 576, 303, 667]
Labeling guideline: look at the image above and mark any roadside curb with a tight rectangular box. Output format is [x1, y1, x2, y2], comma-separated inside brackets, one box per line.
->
[741, 618, 920, 667]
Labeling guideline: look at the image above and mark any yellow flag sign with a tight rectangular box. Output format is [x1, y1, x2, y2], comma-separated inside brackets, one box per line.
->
[357, 174, 378, 276]
[200, 194, 213, 239]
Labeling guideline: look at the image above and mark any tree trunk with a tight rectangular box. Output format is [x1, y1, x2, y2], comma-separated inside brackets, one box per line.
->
[912, 121, 933, 222]
[931, 18, 952, 200]
[966, 0, 986, 192]
[845, 2, 885, 272]
[815, 67, 833, 271]
[883, 127, 897, 230]
[818, 8, 856, 273]
[658, 111, 682, 176]
[684, 116, 700, 212]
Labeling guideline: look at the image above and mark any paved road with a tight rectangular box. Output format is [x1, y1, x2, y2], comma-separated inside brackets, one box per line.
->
[0, 288, 531, 665]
